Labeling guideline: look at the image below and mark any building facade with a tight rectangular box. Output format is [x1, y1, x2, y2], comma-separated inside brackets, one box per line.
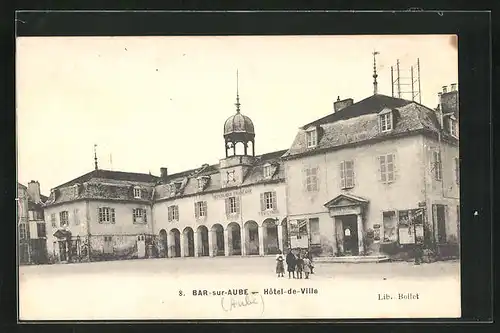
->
[41, 85, 460, 263]
[17, 181, 49, 264]
[283, 87, 459, 258]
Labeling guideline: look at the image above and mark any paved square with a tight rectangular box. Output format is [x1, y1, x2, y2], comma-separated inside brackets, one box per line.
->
[19, 257, 461, 320]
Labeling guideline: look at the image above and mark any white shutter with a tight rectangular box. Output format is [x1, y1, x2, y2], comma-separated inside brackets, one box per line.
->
[194, 202, 199, 219]
[225, 198, 230, 215]
[379, 155, 386, 182]
[260, 193, 265, 211]
[340, 162, 346, 189]
[391, 154, 397, 181]
[272, 191, 277, 211]
[236, 196, 240, 213]
[203, 201, 207, 217]
[111, 209, 116, 224]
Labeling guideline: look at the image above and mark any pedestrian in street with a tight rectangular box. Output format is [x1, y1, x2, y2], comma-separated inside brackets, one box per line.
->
[286, 249, 296, 279]
[276, 250, 285, 277]
[305, 250, 314, 274]
[303, 256, 311, 279]
[295, 253, 304, 279]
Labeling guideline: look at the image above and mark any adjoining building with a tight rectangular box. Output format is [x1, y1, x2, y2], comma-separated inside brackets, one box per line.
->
[17, 181, 49, 264]
[41, 77, 460, 263]
[282, 85, 459, 258]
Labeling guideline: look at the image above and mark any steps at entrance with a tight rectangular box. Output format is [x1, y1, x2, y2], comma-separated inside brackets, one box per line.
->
[313, 255, 390, 263]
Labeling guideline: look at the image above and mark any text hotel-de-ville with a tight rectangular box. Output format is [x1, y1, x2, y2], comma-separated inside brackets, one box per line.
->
[22, 83, 460, 265]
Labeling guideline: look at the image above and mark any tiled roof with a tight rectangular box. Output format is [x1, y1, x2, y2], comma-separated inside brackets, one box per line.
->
[54, 169, 159, 189]
[302, 94, 412, 128]
[154, 149, 288, 201]
[283, 101, 441, 159]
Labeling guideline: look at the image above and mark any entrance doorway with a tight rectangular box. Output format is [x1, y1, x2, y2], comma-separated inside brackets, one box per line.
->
[340, 215, 359, 255]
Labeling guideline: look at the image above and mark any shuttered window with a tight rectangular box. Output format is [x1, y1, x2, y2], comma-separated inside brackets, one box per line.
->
[260, 191, 277, 211]
[340, 160, 355, 189]
[432, 151, 442, 181]
[60, 211, 69, 226]
[379, 154, 396, 184]
[380, 112, 393, 132]
[309, 218, 321, 245]
[195, 201, 207, 218]
[304, 167, 318, 192]
[168, 205, 179, 222]
[225, 196, 240, 215]
[50, 213, 56, 228]
[74, 209, 80, 225]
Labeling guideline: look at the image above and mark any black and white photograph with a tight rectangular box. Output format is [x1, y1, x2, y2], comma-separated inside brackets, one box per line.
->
[17, 34, 460, 320]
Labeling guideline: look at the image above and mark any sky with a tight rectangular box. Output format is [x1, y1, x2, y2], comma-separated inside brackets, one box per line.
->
[16, 35, 458, 194]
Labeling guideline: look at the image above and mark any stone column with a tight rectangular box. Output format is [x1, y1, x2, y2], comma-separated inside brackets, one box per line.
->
[224, 229, 230, 256]
[208, 230, 215, 257]
[167, 232, 174, 258]
[241, 226, 247, 256]
[194, 231, 199, 257]
[357, 214, 364, 255]
[180, 233, 186, 257]
[258, 226, 265, 256]
[277, 224, 284, 253]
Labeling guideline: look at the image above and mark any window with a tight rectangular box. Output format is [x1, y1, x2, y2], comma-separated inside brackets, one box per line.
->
[60, 211, 69, 227]
[133, 187, 142, 199]
[454, 157, 460, 184]
[98, 207, 116, 224]
[306, 128, 317, 148]
[50, 213, 56, 227]
[379, 154, 396, 183]
[168, 205, 179, 222]
[309, 218, 320, 245]
[260, 191, 277, 211]
[450, 118, 458, 137]
[432, 150, 442, 181]
[340, 160, 355, 189]
[226, 196, 240, 215]
[133, 208, 147, 224]
[37, 223, 46, 238]
[195, 201, 207, 218]
[74, 208, 80, 225]
[19, 223, 27, 240]
[380, 112, 393, 132]
[305, 167, 318, 192]
[198, 179, 204, 191]
[263, 164, 272, 178]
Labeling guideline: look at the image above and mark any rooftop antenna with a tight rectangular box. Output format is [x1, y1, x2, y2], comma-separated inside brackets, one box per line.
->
[235, 69, 241, 113]
[94, 144, 99, 170]
[372, 50, 380, 95]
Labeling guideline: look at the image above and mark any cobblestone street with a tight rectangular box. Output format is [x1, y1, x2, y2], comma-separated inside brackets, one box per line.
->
[19, 257, 460, 320]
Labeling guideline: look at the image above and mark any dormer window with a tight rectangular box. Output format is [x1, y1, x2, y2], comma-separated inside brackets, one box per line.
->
[197, 176, 210, 192]
[379, 110, 393, 132]
[133, 187, 142, 199]
[263, 163, 273, 178]
[306, 127, 317, 148]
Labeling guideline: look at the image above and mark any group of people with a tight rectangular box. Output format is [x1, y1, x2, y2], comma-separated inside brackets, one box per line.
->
[275, 249, 314, 279]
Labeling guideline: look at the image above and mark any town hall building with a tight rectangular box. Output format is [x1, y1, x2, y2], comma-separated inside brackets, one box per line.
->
[41, 78, 460, 263]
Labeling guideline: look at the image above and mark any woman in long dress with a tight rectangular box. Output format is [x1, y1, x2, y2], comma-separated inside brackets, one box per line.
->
[276, 250, 285, 277]
[303, 257, 311, 279]
[286, 250, 296, 279]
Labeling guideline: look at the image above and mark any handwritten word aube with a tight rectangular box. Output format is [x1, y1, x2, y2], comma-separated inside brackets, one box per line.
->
[220, 294, 261, 312]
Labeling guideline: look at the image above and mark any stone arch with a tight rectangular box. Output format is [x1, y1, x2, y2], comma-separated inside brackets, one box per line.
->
[196, 225, 209, 257]
[211, 223, 225, 256]
[169, 228, 181, 257]
[226, 222, 242, 256]
[262, 218, 280, 255]
[183, 227, 195, 257]
[158, 229, 168, 258]
[244, 220, 260, 255]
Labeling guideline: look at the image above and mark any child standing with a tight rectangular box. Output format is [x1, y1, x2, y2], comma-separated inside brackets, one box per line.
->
[276, 250, 285, 277]
[303, 256, 311, 279]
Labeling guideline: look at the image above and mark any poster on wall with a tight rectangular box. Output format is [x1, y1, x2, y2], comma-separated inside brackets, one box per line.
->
[289, 219, 309, 248]
[398, 208, 425, 244]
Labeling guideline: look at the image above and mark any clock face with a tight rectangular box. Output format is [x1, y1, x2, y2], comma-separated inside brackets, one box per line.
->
[226, 170, 235, 184]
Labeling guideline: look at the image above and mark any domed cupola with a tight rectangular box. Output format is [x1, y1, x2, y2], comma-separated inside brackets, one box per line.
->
[223, 70, 255, 157]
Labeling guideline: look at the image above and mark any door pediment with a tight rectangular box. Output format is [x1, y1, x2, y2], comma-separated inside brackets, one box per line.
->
[324, 194, 368, 217]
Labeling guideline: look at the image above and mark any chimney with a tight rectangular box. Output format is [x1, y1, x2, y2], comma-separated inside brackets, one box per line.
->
[27, 180, 41, 203]
[333, 96, 354, 112]
[160, 167, 168, 181]
[451, 83, 457, 92]
[442, 85, 448, 93]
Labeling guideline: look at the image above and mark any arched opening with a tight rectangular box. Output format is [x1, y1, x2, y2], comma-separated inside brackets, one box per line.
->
[197, 226, 209, 257]
[262, 218, 280, 254]
[211, 223, 225, 256]
[227, 222, 241, 255]
[234, 141, 246, 155]
[169, 228, 181, 257]
[244, 220, 260, 255]
[158, 229, 168, 258]
[183, 227, 195, 257]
